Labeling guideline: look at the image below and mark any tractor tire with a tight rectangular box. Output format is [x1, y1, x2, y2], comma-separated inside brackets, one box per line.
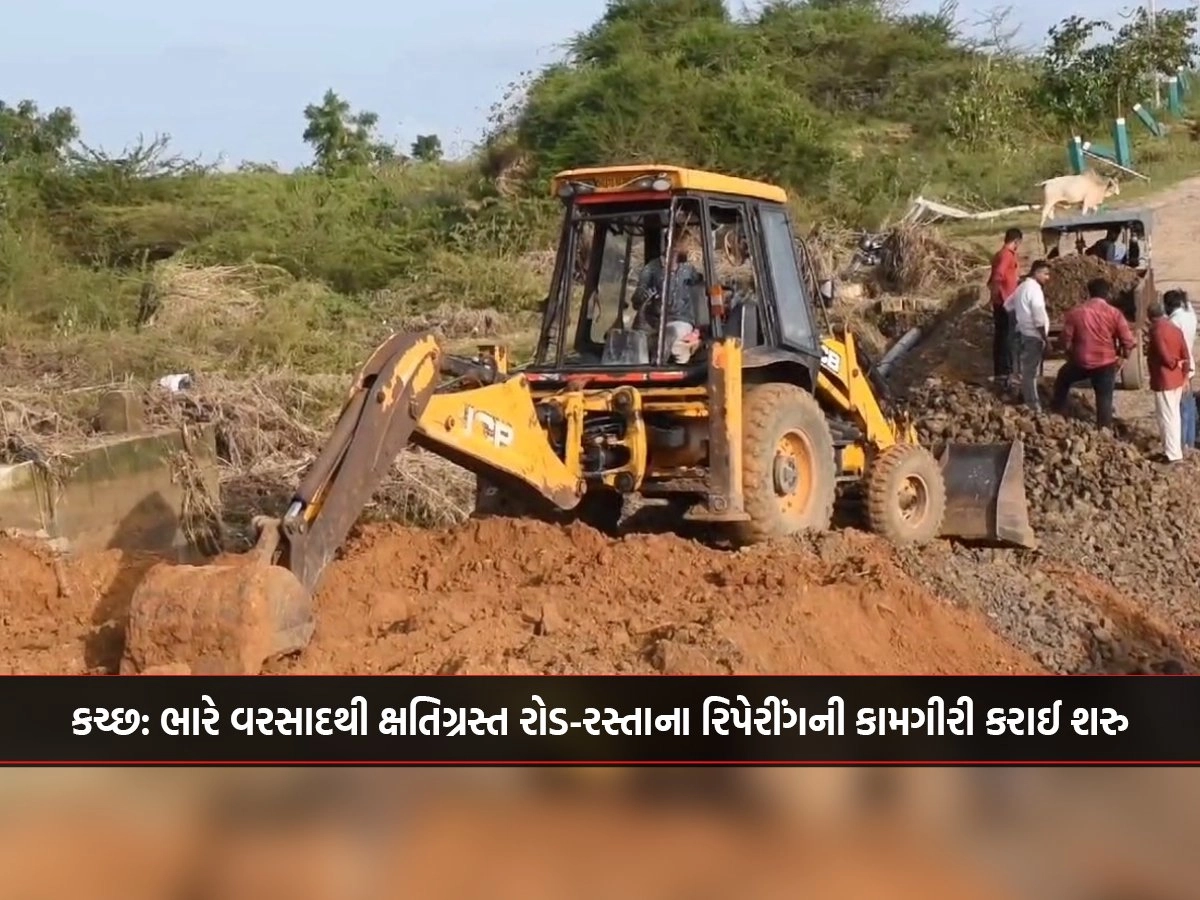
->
[735, 383, 838, 544]
[864, 443, 946, 546]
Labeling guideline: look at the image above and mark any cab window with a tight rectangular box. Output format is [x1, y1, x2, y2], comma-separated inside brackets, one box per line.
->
[708, 202, 761, 345]
[757, 205, 817, 354]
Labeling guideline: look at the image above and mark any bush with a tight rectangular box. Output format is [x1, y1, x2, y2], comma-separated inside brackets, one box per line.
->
[0, 1, 1198, 384]
[502, 0, 1200, 222]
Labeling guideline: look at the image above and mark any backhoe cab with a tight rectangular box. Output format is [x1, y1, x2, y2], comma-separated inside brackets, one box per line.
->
[121, 164, 1034, 675]
[479, 164, 1033, 548]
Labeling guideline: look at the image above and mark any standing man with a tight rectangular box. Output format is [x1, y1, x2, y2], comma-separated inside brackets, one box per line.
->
[1165, 289, 1197, 450]
[988, 228, 1022, 388]
[1005, 260, 1052, 412]
[1052, 278, 1135, 429]
[1148, 299, 1192, 463]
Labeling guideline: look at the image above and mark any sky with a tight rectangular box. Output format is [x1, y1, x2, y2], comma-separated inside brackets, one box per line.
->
[0, 0, 1192, 169]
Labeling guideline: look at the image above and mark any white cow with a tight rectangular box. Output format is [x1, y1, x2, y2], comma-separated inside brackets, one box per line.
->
[1038, 171, 1121, 226]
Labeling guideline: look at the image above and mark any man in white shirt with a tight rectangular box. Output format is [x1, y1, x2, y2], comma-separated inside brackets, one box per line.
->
[1165, 289, 1197, 449]
[1004, 260, 1052, 412]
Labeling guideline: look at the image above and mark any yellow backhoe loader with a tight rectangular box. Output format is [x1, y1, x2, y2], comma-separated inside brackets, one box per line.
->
[122, 165, 1034, 674]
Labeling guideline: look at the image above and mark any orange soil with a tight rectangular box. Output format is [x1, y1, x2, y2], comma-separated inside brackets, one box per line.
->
[0, 518, 1038, 675]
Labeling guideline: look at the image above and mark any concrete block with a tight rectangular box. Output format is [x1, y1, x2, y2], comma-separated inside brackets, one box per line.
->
[97, 390, 145, 435]
[0, 425, 218, 559]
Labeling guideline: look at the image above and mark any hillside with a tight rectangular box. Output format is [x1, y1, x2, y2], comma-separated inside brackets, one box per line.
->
[0, 0, 1197, 385]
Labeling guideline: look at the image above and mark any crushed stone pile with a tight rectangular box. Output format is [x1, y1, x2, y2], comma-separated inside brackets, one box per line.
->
[898, 379, 1200, 674]
[1044, 255, 1140, 319]
[907, 380, 1164, 526]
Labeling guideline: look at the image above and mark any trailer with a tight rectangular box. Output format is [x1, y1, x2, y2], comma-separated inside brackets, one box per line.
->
[1039, 208, 1155, 390]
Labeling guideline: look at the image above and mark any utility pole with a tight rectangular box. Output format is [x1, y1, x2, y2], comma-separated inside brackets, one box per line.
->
[1150, 0, 1162, 108]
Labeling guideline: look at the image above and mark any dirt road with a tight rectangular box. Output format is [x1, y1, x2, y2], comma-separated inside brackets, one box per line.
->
[1143, 174, 1200, 301]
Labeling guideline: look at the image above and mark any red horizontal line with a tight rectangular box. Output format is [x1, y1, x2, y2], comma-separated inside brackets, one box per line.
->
[573, 191, 667, 205]
[0, 761, 1193, 766]
[0, 674, 1190, 679]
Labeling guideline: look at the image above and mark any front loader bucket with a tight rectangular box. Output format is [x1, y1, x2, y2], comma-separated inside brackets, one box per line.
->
[937, 440, 1036, 549]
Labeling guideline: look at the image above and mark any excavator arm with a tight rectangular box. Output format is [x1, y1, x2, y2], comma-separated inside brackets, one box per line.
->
[816, 327, 917, 478]
[274, 331, 443, 596]
[122, 330, 586, 675]
[264, 330, 584, 596]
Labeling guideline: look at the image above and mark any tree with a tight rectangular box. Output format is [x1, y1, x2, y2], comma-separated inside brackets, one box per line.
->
[302, 89, 397, 175]
[410, 134, 443, 162]
[1038, 9, 1198, 127]
[0, 100, 79, 166]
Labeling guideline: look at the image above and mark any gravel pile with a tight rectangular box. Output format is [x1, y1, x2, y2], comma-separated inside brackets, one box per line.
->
[899, 541, 1190, 675]
[897, 379, 1200, 673]
[907, 380, 1164, 525]
[1044, 255, 1140, 319]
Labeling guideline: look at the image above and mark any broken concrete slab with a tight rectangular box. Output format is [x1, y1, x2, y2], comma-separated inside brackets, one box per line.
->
[97, 390, 145, 435]
[0, 425, 218, 559]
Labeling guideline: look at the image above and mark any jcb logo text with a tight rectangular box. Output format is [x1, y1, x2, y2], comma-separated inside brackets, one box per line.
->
[464, 406, 515, 448]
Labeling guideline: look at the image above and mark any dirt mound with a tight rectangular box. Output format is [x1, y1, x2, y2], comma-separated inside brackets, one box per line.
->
[282, 518, 1035, 675]
[0, 519, 1037, 676]
[1044, 255, 1140, 319]
[898, 379, 1200, 673]
[0, 536, 151, 674]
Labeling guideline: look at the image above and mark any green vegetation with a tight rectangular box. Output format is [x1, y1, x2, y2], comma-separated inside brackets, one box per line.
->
[1, 0, 1198, 382]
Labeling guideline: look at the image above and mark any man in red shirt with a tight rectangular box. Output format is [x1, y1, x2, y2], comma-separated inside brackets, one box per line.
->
[1148, 299, 1192, 462]
[988, 228, 1022, 387]
[1051, 277, 1135, 429]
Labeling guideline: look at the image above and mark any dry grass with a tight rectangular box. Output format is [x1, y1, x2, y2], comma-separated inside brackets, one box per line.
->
[823, 303, 890, 361]
[0, 384, 101, 470]
[142, 373, 477, 538]
[397, 303, 514, 340]
[142, 262, 281, 332]
[875, 224, 986, 296]
[0, 370, 478, 552]
[804, 222, 859, 283]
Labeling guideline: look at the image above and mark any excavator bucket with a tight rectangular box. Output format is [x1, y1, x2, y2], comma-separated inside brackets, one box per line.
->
[121, 518, 314, 675]
[936, 440, 1036, 549]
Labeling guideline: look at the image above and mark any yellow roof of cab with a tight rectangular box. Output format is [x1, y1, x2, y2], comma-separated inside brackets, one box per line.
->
[551, 164, 788, 204]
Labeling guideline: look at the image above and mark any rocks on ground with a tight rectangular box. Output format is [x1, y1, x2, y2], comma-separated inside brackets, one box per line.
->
[895, 378, 1199, 673]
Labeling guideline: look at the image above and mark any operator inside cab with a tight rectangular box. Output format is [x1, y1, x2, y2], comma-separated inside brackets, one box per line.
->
[630, 223, 704, 365]
[1085, 226, 1128, 264]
